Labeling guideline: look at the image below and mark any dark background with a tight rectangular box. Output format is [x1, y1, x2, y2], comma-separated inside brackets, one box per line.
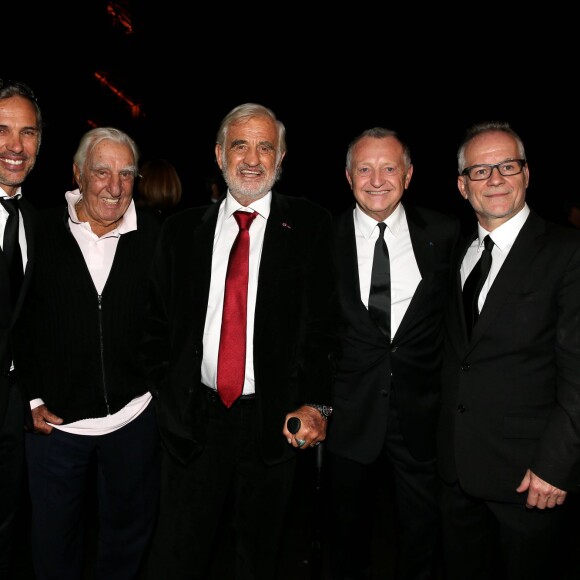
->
[6, 2, 579, 227]
[7, 5, 580, 578]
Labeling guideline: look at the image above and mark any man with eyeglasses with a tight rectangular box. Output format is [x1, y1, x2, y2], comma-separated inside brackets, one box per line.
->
[437, 121, 580, 580]
[0, 78, 42, 578]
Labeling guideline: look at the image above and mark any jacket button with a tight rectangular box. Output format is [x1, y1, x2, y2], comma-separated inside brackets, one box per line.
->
[460, 363, 470, 371]
[457, 405, 466, 413]
[391, 345, 397, 353]
[380, 389, 389, 397]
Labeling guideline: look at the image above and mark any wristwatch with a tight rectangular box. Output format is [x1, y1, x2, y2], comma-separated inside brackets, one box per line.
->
[305, 403, 333, 420]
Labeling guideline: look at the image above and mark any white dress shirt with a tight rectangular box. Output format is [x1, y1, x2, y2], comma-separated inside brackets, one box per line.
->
[461, 204, 530, 313]
[354, 203, 422, 339]
[201, 191, 271, 395]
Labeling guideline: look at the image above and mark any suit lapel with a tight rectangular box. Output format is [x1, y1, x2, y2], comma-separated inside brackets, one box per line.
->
[397, 205, 436, 339]
[191, 203, 220, 331]
[8, 198, 37, 318]
[253, 192, 293, 343]
[335, 207, 362, 306]
[451, 231, 476, 349]
[469, 213, 545, 345]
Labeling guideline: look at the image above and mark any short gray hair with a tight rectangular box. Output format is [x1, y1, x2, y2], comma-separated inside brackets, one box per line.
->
[73, 127, 140, 173]
[346, 127, 411, 172]
[457, 121, 526, 174]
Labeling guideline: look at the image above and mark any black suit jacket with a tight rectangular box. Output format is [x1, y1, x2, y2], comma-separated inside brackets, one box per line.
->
[141, 192, 339, 466]
[437, 210, 580, 502]
[326, 203, 460, 463]
[0, 197, 36, 428]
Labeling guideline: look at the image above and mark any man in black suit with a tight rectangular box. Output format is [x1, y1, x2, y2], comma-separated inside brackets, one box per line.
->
[437, 121, 580, 580]
[141, 103, 338, 580]
[325, 127, 460, 580]
[0, 79, 41, 577]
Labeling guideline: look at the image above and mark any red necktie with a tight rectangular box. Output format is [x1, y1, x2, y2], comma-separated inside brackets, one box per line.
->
[217, 210, 258, 408]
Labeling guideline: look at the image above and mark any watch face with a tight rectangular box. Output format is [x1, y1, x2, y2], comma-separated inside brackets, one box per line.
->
[306, 403, 333, 417]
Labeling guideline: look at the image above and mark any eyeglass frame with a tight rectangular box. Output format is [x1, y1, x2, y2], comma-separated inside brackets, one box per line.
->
[461, 159, 527, 181]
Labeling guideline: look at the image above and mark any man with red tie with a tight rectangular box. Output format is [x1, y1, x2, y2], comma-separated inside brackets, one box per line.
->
[141, 103, 339, 580]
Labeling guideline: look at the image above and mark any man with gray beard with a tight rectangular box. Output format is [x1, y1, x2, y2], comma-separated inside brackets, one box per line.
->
[141, 103, 339, 580]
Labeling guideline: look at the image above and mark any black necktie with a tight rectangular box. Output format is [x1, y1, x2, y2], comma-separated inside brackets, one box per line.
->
[1, 197, 24, 306]
[463, 234, 494, 336]
[368, 222, 390, 339]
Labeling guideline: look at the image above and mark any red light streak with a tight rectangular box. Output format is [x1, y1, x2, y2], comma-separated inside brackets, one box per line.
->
[94, 72, 143, 118]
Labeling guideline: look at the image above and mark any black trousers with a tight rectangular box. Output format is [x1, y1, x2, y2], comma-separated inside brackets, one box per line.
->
[0, 379, 25, 579]
[327, 397, 440, 580]
[26, 402, 160, 580]
[143, 390, 296, 580]
[439, 479, 566, 580]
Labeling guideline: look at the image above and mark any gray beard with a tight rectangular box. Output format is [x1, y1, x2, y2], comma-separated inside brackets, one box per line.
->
[222, 171, 277, 202]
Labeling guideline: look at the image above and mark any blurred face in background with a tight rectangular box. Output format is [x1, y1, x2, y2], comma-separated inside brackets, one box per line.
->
[216, 115, 284, 206]
[347, 135, 412, 222]
[0, 95, 41, 197]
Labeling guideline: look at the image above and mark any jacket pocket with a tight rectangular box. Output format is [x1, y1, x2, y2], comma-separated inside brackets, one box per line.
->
[502, 415, 547, 439]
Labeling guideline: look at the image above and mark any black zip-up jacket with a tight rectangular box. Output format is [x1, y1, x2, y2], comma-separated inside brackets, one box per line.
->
[16, 205, 160, 423]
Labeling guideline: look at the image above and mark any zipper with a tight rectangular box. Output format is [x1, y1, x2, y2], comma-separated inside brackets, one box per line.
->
[98, 294, 110, 414]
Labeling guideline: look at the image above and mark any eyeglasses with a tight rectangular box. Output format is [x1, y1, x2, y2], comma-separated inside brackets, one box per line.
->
[461, 159, 526, 181]
[0, 79, 38, 102]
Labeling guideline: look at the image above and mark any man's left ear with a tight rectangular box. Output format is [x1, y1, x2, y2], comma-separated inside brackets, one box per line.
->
[404, 164, 414, 189]
[524, 165, 530, 188]
[72, 164, 82, 189]
[457, 176, 469, 200]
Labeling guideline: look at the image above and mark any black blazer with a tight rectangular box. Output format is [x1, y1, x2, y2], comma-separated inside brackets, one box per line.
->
[0, 197, 37, 428]
[141, 192, 339, 466]
[437, 210, 580, 502]
[326, 203, 460, 463]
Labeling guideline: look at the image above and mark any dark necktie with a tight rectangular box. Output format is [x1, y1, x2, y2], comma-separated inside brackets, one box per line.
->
[217, 210, 258, 408]
[0, 197, 23, 306]
[368, 222, 391, 339]
[462, 234, 494, 336]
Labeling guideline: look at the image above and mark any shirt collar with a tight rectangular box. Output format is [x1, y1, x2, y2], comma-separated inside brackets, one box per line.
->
[477, 203, 530, 252]
[223, 190, 271, 221]
[65, 188, 137, 234]
[0, 185, 23, 200]
[354, 202, 405, 240]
